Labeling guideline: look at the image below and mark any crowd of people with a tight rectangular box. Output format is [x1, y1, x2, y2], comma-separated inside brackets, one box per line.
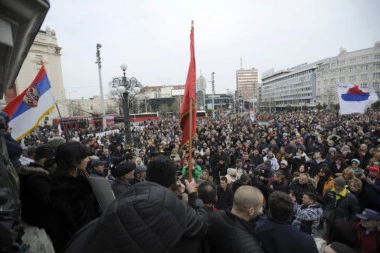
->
[2, 108, 380, 253]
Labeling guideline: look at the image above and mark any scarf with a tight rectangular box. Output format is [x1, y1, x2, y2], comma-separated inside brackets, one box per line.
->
[332, 187, 350, 201]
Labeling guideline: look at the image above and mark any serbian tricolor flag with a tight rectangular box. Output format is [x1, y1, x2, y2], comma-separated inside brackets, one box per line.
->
[180, 21, 197, 149]
[3, 64, 55, 141]
[249, 107, 256, 122]
[337, 84, 378, 115]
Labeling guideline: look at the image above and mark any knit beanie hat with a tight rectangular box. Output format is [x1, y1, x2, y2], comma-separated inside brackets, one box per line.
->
[111, 162, 136, 178]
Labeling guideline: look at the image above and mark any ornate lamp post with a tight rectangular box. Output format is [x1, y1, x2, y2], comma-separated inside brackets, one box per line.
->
[111, 64, 140, 146]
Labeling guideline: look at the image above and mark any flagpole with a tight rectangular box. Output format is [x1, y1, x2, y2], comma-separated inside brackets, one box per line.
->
[55, 103, 69, 142]
[188, 98, 193, 182]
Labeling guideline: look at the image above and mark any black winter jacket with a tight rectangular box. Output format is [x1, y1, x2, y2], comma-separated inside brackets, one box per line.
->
[322, 188, 360, 224]
[206, 209, 264, 253]
[64, 181, 209, 253]
[18, 163, 51, 228]
[47, 173, 101, 252]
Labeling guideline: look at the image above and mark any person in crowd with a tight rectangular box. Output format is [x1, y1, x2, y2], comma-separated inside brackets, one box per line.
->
[340, 145, 354, 164]
[234, 159, 244, 178]
[353, 208, 380, 253]
[276, 146, 291, 164]
[63, 181, 192, 253]
[254, 191, 319, 253]
[212, 158, 228, 184]
[268, 171, 289, 193]
[323, 177, 360, 232]
[309, 151, 329, 178]
[348, 177, 363, 200]
[182, 159, 203, 182]
[146, 155, 209, 252]
[354, 143, 372, 170]
[18, 145, 54, 228]
[215, 176, 233, 210]
[88, 159, 107, 178]
[348, 158, 364, 178]
[98, 147, 112, 168]
[255, 160, 274, 184]
[206, 186, 265, 253]
[231, 173, 251, 193]
[111, 162, 136, 197]
[361, 165, 380, 212]
[291, 191, 323, 237]
[341, 168, 356, 185]
[225, 168, 238, 184]
[330, 155, 348, 178]
[291, 148, 308, 172]
[47, 142, 101, 252]
[278, 160, 292, 182]
[250, 148, 264, 168]
[197, 181, 217, 212]
[0, 111, 23, 168]
[130, 165, 147, 185]
[200, 168, 214, 182]
[316, 218, 360, 252]
[290, 173, 316, 204]
[264, 150, 280, 171]
[314, 167, 334, 198]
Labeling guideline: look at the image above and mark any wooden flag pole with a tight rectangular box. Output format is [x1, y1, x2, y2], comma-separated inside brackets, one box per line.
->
[188, 98, 193, 182]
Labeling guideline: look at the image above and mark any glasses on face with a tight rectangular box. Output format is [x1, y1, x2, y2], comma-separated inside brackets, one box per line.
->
[352, 162, 358, 164]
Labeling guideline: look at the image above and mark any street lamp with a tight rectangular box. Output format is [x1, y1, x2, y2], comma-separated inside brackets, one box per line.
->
[111, 64, 140, 146]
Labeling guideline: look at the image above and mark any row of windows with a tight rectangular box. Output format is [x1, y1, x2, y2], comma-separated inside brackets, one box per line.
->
[321, 63, 380, 76]
[332, 55, 379, 67]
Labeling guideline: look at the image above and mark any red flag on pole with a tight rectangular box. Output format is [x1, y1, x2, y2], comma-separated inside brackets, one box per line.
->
[180, 21, 196, 150]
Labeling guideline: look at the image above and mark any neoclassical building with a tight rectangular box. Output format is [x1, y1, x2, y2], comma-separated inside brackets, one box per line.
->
[6, 26, 69, 120]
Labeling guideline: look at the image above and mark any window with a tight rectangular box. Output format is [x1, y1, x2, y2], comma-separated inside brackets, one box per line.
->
[330, 78, 336, 84]
[362, 56, 368, 62]
[340, 69, 345, 74]
[339, 77, 345, 83]
[349, 75, 356, 82]
[339, 60, 345, 65]
[361, 83, 368, 88]
[361, 65, 369, 71]
[349, 67, 355, 73]
[374, 73, 380, 79]
[374, 63, 380, 70]
[331, 62, 336, 67]
[350, 58, 356, 63]
[373, 82, 380, 88]
[361, 74, 368, 81]
[374, 55, 380, 60]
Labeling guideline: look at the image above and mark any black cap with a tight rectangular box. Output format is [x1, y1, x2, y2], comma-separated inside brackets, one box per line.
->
[111, 162, 136, 178]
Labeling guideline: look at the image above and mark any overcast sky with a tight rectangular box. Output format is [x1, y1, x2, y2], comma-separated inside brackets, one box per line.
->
[42, 0, 380, 99]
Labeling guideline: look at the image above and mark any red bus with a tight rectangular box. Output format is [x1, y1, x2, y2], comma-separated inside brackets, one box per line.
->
[114, 112, 159, 123]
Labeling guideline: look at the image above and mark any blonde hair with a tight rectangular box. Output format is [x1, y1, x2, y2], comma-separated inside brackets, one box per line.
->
[342, 168, 355, 181]
[349, 177, 362, 193]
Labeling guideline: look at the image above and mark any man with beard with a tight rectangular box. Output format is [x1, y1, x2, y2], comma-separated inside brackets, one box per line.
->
[206, 186, 265, 253]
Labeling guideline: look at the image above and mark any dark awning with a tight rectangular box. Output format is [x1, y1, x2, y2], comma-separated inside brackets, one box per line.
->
[0, 0, 50, 98]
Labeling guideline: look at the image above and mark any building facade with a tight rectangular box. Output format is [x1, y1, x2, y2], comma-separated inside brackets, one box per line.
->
[10, 27, 69, 120]
[316, 42, 380, 106]
[69, 96, 118, 117]
[205, 93, 234, 113]
[260, 61, 326, 110]
[236, 68, 258, 102]
[196, 74, 206, 110]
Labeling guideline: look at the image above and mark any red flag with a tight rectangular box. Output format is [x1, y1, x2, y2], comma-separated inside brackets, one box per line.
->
[180, 21, 196, 150]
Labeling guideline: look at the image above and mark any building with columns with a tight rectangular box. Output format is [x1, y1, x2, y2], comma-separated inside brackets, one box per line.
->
[6, 26, 69, 121]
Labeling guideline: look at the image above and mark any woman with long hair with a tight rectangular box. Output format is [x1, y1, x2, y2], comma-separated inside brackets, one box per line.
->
[47, 142, 101, 252]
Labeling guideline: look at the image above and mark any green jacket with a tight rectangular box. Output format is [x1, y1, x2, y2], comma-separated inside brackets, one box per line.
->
[182, 164, 203, 181]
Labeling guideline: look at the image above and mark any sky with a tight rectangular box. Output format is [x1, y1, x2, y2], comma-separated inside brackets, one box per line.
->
[42, 0, 380, 99]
